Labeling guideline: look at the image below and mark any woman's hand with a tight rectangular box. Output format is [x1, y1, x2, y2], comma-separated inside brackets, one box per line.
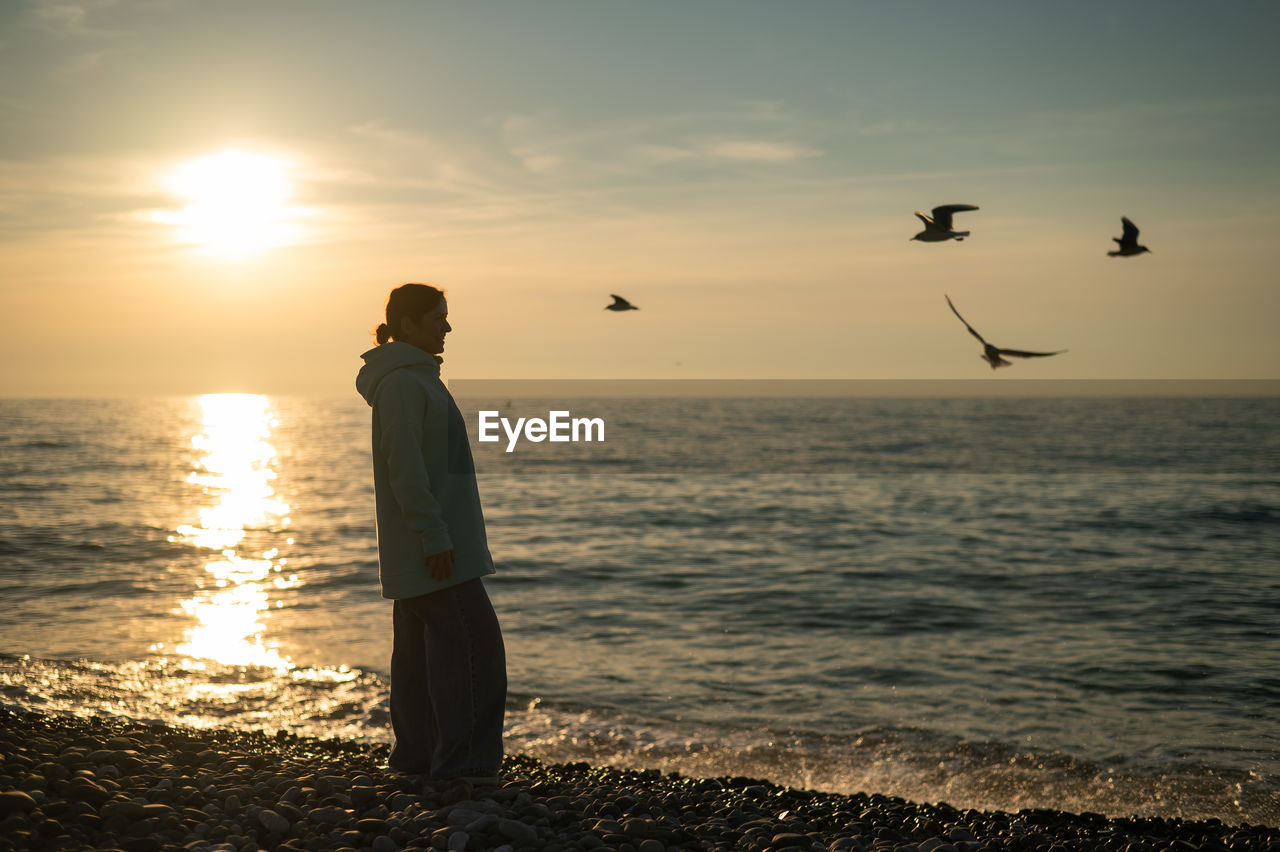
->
[426, 549, 455, 582]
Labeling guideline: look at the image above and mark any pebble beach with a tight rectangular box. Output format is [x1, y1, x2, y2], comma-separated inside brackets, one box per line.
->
[1, 708, 1276, 852]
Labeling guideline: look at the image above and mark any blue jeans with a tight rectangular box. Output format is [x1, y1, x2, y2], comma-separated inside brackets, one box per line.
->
[388, 578, 507, 778]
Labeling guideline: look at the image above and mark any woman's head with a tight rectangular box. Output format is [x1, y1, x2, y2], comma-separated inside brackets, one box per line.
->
[375, 283, 449, 352]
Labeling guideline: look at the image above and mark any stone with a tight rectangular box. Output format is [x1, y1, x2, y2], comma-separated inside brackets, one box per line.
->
[447, 807, 489, 827]
[373, 836, 401, 852]
[69, 778, 112, 804]
[258, 808, 290, 834]
[389, 793, 418, 812]
[276, 801, 304, 823]
[496, 817, 538, 845]
[0, 791, 38, 815]
[464, 814, 498, 834]
[113, 799, 149, 820]
[447, 830, 470, 851]
[309, 805, 353, 825]
[119, 838, 161, 852]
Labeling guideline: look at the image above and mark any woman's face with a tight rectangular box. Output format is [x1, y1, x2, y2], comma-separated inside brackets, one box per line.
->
[399, 299, 451, 354]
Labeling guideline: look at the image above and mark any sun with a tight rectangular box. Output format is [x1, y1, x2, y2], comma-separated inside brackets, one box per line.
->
[157, 149, 303, 259]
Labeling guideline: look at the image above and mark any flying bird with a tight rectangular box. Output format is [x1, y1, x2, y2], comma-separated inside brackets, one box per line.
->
[911, 204, 980, 242]
[945, 295, 1066, 370]
[605, 294, 639, 312]
[1108, 216, 1151, 257]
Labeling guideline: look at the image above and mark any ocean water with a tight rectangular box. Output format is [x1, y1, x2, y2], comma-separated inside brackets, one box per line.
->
[1, 393, 1277, 825]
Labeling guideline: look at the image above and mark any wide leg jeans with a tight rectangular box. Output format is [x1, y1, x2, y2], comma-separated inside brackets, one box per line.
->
[388, 578, 506, 778]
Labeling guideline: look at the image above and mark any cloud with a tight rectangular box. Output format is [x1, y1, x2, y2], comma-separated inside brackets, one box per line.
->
[0, 154, 163, 251]
[497, 104, 825, 177]
[22, 0, 182, 41]
[319, 105, 848, 246]
[322, 123, 577, 239]
[345, 120, 524, 197]
[25, 0, 120, 36]
[633, 138, 821, 165]
[347, 120, 435, 150]
[699, 140, 819, 163]
[19, 0, 178, 76]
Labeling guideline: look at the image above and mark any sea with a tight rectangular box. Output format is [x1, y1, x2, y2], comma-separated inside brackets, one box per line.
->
[1, 389, 1277, 826]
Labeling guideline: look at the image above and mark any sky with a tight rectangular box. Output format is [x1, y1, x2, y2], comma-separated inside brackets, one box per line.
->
[1, 0, 1278, 396]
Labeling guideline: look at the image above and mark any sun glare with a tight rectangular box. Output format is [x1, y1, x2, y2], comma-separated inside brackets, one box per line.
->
[172, 394, 296, 671]
[156, 149, 304, 259]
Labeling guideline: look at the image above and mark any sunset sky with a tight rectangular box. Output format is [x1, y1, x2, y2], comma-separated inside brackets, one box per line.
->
[2, 1, 1278, 396]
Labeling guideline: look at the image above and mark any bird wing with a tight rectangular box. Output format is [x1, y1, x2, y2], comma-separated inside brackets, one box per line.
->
[945, 295, 988, 345]
[995, 348, 1066, 359]
[931, 204, 979, 231]
[913, 211, 936, 229]
[609, 294, 632, 307]
[1120, 217, 1140, 242]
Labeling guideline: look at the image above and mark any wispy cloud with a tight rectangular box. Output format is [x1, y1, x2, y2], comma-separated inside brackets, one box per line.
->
[344, 120, 536, 202]
[0, 154, 162, 249]
[0, 148, 318, 251]
[19, 0, 177, 76]
[497, 102, 826, 177]
[326, 103, 913, 244]
[649, 139, 820, 164]
[319, 123, 575, 241]
[25, 0, 122, 37]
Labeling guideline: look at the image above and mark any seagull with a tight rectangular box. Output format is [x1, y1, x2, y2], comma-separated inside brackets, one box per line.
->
[1108, 216, 1151, 257]
[945, 295, 1066, 370]
[605, 294, 639, 312]
[911, 204, 980, 242]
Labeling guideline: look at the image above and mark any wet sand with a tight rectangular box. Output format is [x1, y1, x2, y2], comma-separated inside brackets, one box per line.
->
[0, 707, 1275, 851]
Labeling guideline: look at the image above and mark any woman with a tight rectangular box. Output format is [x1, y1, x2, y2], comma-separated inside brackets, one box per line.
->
[355, 282, 506, 782]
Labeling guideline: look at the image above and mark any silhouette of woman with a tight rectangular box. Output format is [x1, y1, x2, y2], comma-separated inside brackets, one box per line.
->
[355, 283, 505, 783]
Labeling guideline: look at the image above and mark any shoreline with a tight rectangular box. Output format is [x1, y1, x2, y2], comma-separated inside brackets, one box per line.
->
[1, 708, 1276, 851]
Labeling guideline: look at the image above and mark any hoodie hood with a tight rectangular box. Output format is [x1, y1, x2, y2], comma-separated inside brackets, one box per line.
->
[356, 341, 442, 405]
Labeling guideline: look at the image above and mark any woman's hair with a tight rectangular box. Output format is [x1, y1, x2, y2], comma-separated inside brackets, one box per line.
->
[375, 283, 446, 344]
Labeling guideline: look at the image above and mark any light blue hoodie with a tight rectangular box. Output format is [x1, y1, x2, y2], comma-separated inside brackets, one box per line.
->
[356, 341, 495, 599]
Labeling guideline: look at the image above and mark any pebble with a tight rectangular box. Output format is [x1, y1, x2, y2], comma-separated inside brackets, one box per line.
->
[0, 790, 38, 815]
[446, 806, 489, 826]
[497, 817, 539, 844]
[257, 808, 289, 834]
[1, 705, 1276, 852]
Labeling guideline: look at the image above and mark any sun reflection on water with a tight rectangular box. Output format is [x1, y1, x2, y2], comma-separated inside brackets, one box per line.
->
[171, 394, 295, 671]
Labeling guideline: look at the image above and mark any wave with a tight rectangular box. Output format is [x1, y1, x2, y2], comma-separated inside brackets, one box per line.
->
[0, 653, 1274, 826]
[1181, 501, 1279, 526]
